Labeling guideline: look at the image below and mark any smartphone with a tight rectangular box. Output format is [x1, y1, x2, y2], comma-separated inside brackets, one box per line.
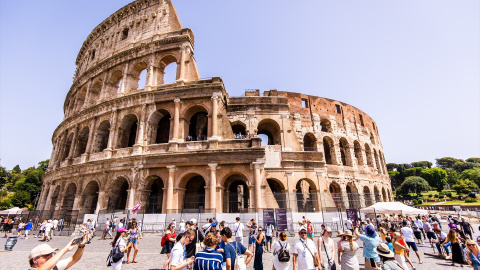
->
[74, 237, 83, 245]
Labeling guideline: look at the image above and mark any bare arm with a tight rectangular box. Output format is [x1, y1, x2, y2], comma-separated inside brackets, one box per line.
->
[226, 258, 232, 270]
[171, 256, 194, 270]
[292, 253, 297, 270]
[244, 249, 254, 265]
[37, 239, 76, 270]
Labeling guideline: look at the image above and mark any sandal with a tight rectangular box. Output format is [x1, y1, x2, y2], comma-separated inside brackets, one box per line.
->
[132, 261, 138, 263]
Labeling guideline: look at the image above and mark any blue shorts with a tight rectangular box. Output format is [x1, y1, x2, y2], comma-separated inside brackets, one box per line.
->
[266, 236, 272, 243]
[406, 241, 418, 252]
[128, 238, 138, 245]
[248, 236, 255, 244]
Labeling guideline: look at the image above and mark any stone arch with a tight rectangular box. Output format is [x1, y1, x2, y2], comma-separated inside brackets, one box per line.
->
[83, 180, 99, 214]
[363, 186, 373, 207]
[339, 138, 352, 166]
[75, 87, 88, 111]
[323, 136, 336, 165]
[61, 132, 74, 161]
[320, 118, 332, 132]
[328, 181, 342, 208]
[87, 80, 103, 106]
[104, 70, 123, 98]
[370, 133, 376, 144]
[224, 174, 251, 213]
[93, 120, 110, 153]
[147, 109, 171, 144]
[159, 55, 178, 84]
[353, 140, 364, 166]
[49, 186, 60, 210]
[266, 178, 287, 209]
[303, 133, 317, 151]
[346, 183, 360, 209]
[378, 150, 386, 174]
[231, 121, 246, 138]
[144, 175, 165, 213]
[61, 183, 77, 211]
[127, 62, 148, 92]
[117, 114, 138, 148]
[365, 143, 374, 167]
[74, 126, 90, 157]
[374, 186, 381, 202]
[295, 178, 318, 212]
[373, 149, 381, 173]
[257, 119, 281, 146]
[107, 177, 129, 210]
[184, 105, 209, 141]
[382, 187, 387, 202]
[180, 174, 206, 210]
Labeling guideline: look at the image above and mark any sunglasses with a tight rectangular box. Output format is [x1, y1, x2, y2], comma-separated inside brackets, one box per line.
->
[299, 232, 307, 235]
[468, 244, 476, 246]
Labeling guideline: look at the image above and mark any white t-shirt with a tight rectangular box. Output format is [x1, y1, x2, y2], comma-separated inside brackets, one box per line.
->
[346, 220, 353, 230]
[179, 222, 186, 233]
[400, 227, 415, 243]
[414, 219, 423, 229]
[265, 224, 274, 237]
[292, 238, 317, 270]
[52, 220, 59, 229]
[234, 222, 244, 237]
[44, 223, 53, 233]
[273, 240, 290, 270]
[171, 241, 187, 270]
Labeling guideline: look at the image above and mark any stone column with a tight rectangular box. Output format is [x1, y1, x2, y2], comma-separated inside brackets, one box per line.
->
[95, 191, 106, 214]
[166, 165, 176, 211]
[171, 99, 181, 142]
[210, 95, 219, 139]
[120, 63, 129, 93]
[127, 189, 135, 210]
[145, 65, 154, 90]
[253, 161, 264, 210]
[85, 117, 97, 155]
[208, 163, 217, 211]
[105, 110, 117, 157]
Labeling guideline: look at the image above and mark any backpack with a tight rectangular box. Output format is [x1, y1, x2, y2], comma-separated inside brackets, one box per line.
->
[277, 241, 290, 262]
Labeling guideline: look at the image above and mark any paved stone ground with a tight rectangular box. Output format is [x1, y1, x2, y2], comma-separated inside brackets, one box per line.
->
[0, 225, 474, 270]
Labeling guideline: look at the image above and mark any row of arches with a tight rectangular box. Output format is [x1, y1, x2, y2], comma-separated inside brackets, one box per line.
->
[329, 182, 392, 209]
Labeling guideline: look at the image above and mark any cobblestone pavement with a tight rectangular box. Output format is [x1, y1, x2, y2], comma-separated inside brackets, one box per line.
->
[0, 225, 475, 270]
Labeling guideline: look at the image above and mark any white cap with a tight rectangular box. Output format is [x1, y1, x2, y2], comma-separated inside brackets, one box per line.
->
[190, 218, 197, 224]
[29, 244, 59, 259]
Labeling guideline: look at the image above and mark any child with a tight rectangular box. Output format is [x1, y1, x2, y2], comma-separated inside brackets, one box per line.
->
[385, 236, 394, 252]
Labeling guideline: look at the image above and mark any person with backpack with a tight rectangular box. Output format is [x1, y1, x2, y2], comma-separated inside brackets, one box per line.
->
[221, 227, 253, 270]
[272, 231, 290, 270]
[101, 218, 113, 240]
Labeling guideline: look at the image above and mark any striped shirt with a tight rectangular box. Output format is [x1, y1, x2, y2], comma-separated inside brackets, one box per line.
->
[194, 248, 223, 270]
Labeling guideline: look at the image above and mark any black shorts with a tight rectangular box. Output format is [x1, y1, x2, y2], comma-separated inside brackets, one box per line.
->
[406, 241, 419, 252]
[427, 231, 437, 239]
[414, 231, 422, 239]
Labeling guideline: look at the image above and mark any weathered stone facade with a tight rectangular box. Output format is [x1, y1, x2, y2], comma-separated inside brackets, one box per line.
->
[38, 0, 392, 215]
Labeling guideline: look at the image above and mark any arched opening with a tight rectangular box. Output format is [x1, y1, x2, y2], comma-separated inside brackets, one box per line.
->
[267, 179, 286, 209]
[93, 120, 110, 153]
[346, 184, 360, 209]
[74, 126, 89, 157]
[257, 119, 281, 146]
[188, 112, 208, 141]
[363, 186, 373, 207]
[61, 183, 76, 211]
[67, 97, 76, 116]
[107, 177, 129, 210]
[296, 179, 316, 212]
[365, 144, 374, 167]
[378, 151, 386, 174]
[353, 141, 364, 166]
[374, 186, 381, 202]
[88, 80, 102, 105]
[323, 136, 336, 165]
[339, 138, 352, 166]
[224, 175, 250, 213]
[303, 133, 317, 151]
[83, 181, 99, 214]
[374, 150, 381, 173]
[128, 62, 148, 92]
[382, 187, 387, 202]
[231, 121, 247, 139]
[75, 87, 87, 111]
[329, 182, 342, 208]
[61, 133, 74, 161]
[160, 56, 178, 84]
[145, 176, 164, 213]
[49, 186, 60, 210]
[147, 110, 171, 144]
[320, 118, 332, 132]
[105, 70, 123, 97]
[370, 133, 376, 144]
[183, 175, 206, 210]
[117, 114, 138, 148]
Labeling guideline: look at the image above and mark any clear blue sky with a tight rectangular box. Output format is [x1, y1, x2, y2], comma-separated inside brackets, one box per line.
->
[0, 0, 479, 170]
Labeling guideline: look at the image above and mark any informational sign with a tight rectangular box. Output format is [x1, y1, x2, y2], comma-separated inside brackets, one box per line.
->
[275, 208, 288, 232]
[263, 209, 275, 226]
[346, 208, 359, 226]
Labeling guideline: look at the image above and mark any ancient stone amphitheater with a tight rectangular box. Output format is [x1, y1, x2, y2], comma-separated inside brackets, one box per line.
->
[38, 0, 392, 216]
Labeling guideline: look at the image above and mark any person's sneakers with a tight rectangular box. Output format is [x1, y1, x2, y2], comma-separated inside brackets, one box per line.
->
[419, 261, 423, 264]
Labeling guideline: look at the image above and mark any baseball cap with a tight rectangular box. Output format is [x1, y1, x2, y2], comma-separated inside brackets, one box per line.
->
[118, 227, 127, 233]
[29, 244, 59, 259]
[190, 218, 197, 224]
[298, 227, 306, 232]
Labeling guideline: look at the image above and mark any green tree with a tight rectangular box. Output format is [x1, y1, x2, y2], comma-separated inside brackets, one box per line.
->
[387, 163, 399, 171]
[10, 190, 31, 207]
[436, 157, 462, 169]
[421, 167, 448, 191]
[11, 165, 21, 174]
[446, 168, 460, 185]
[397, 176, 431, 196]
[0, 197, 13, 210]
[388, 171, 402, 187]
[452, 179, 479, 195]
[453, 161, 480, 173]
[460, 168, 480, 186]
[466, 158, 480, 164]
[0, 166, 9, 188]
[37, 159, 49, 172]
[411, 161, 432, 169]
[404, 167, 423, 177]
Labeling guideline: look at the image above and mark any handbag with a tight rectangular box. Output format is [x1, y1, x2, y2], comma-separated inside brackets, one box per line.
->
[232, 242, 246, 270]
[110, 239, 124, 263]
[302, 239, 319, 267]
[322, 238, 336, 270]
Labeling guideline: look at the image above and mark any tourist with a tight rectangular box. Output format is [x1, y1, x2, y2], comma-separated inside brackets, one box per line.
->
[400, 221, 423, 264]
[43, 220, 54, 242]
[422, 218, 436, 247]
[272, 231, 290, 270]
[101, 217, 113, 240]
[375, 242, 404, 270]
[338, 230, 359, 270]
[126, 219, 139, 264]
[185, 218, 205, 257]
[318, 226, 335, 270]
[435, 228, 449, 257]
[459, 217, 474, 240]
[254, 226, 265, 270]
[355, 223, 381, 270]
[111, 227, 129, 270]
[306, 220, 314, 241]
[3, 217, 13, 238]
[345, 218, 354, 233]
[466, 239, 480, 269]
[194, 232, 223, 270]
[447, 230, 465, 266]
[24, 219, 33, 239]
[58, 218, 64, 232]
[171, 230, 196, 270]
[336, 230, 345, 263]
[29, 235, 86, 269]
[233, 217, 245, 244]
[179, 219, 186, 234]
[392, 232, 412, 270]
[161, 223, 177, 263]
[293, 227, 321, 270]
[17, 220, 25, 237]
[448, 219, 458, 230]
[385, 236, 394, 252]
[221, 227, 253, 270]
[246, 219, 258, 253]
[52, 218, 59, 235]
[203, 218, 213, 233]
[414, 216, 425, 242]
[265, 222, 275, 252]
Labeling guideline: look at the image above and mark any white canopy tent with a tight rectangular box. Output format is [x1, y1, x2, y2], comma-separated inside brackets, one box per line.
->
[360, 202, 428, 215]
[0, 207, 23, 215]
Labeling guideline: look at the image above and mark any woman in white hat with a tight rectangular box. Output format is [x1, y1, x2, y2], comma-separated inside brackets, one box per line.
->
[29, 235, 86, 269]
[375, 242, 405, 270]
[338, 230, 359, 270]
[318, 226, 335, 270]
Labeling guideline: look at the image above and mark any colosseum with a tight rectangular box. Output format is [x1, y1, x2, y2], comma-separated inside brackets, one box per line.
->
[37, 0, 392, 218]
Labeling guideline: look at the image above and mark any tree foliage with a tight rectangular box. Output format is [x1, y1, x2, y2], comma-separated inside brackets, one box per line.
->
[411, 161, 432, 169]
[421, 168, 448, 191]
[446, 168, 459, 185]
[436, 157, 462, 169]
[452, 179, 479, 195]
[460, 168, 480, 186]
[397, 176, 430, 196]
[404, 167, 424, 177]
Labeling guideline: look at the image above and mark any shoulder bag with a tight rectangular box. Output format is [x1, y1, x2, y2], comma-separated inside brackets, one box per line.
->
[321, 238, 336, 270]
[301, 239, 319, 268]
[231, 241, 246, 270]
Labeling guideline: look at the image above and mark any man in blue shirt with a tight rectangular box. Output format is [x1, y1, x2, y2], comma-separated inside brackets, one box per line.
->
[24, 219, 33, 239]
[221, 227, 253, 270]
[194, 232, 223, 270]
